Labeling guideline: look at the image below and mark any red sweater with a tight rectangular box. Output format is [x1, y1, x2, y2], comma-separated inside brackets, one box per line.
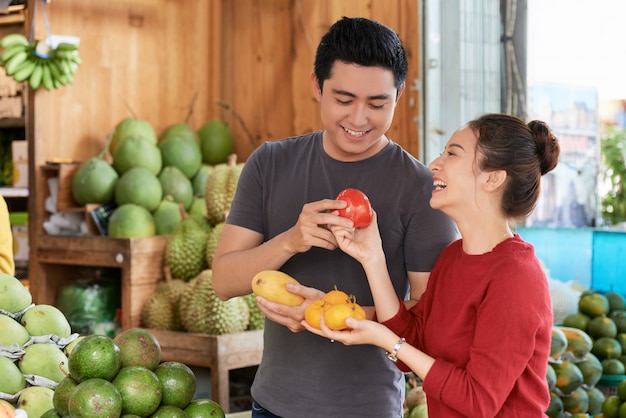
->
[382, 235, 551, 417]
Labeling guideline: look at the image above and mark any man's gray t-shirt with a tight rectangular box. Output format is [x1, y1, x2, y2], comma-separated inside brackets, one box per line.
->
[226, 131, 457, 418]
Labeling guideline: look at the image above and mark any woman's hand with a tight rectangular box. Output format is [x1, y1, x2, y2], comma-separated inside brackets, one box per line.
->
[330, 211, 384, 265]
[301, 313, 398, 349]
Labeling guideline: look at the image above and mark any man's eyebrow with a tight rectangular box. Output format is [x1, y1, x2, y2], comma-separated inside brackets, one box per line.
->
[331, 88, 391, 101]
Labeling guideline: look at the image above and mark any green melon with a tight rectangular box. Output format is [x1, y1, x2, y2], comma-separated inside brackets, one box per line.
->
[159, 136, 202, 179]
[113, 136, 163, 176]
[115, 167, 163, 212]
[107, 203, 156, 238]
[72, 157, 119, 205]
[109, 117, 157, 157]
[159, 166, 194, 210]
[197, 119, 234, 165]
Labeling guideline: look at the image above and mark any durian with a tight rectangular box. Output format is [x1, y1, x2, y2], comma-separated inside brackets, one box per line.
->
[206, 222, 224, 268]
[179, 270, 250, 335]
[204, 154, 244, 225]
[244, 293, 265, 330]
[165, 215, 212, 281]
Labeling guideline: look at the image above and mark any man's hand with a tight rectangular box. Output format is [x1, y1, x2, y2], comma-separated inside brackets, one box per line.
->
[255, 281, 325, 333]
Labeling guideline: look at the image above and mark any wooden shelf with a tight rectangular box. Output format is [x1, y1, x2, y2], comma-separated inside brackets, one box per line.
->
[0, 5, 25, 26]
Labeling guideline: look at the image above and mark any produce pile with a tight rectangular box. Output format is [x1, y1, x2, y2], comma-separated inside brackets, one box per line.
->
[547, 290, 626, 417]
[0, 272, 227, 418]
[70, 116, 237, 239]
[0, 33, 80, 90]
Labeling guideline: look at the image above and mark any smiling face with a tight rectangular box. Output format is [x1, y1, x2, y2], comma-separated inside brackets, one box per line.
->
[428, 126, 487, 217]
[312, 61, 402, 162]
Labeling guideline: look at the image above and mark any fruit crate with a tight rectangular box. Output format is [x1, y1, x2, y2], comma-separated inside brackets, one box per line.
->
[145, 329, 264, 414]
[596, 374, 626, 397]
[30, 234, 169, 331]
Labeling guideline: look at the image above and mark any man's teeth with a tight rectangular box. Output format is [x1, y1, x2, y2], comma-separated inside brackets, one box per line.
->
[433, 180, 447, 190]
[344, 127, 367, 137]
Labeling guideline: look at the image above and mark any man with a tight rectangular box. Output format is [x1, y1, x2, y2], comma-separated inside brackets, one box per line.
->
[212, 17, 457, 418]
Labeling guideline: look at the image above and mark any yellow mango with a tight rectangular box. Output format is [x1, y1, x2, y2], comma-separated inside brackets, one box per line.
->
[251, 270, 304, 306]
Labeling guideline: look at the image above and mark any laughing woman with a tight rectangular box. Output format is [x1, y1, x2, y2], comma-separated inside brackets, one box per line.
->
[303, 113, 560, 417]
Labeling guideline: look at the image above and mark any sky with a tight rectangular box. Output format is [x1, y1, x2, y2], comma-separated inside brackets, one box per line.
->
[528, 0, 626, 100]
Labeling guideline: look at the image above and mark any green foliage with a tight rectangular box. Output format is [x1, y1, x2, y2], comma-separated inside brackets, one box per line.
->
[601, 127, 626, 226]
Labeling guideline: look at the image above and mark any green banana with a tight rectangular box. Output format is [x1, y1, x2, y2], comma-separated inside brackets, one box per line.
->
[29, 62, 43, 90]
[4, 50, 28, 75]
[41, 62, 53, 90]
[1, 44, 27, 64]
[12, 58, 36, 83]
[0, 33, 29, 49]
[54, 42, 78, 52]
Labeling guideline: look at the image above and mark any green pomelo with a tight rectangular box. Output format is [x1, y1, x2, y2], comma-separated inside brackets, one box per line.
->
[113, 328, 161, 370]
[0, 314, 30, 346]
[602, 394, 621, 418]
[64, 335, 87, 357]
[20, 304, 72, 338]
[0, 355, 26, 394]
[0, 272, 32, 313]
[159, 123, 200, 145]
[588, 315, 618, 339]
[606, 292, 626, 311]
[113, 136, 163, 176]
[53, 376, 78, 416]
[562, 312, 591, 331]
[40, 408, 61, 418]
[159, 136, 202, 179]
[151, 405, 189, 418]
[17, 386, 55, 418]
[114, 167, 163, 212]
[108, 203, 156, 238]
[112, 366, 162, 417]
[18, 343, 69, 383]
[159, 166, 194, 210]
[71, 157, 119, 206]
[197, 119, 234, 165]
[153, 197, 183, 236]
[68, 334, 121, 382]
[602, 358, 626, 375]
[579, 292, 610, 317]
[184, 398, 225, 418]
[191, 164, 213, 197]
[408, 403, 428, 418]
[188, 197, 207, 217]
[154, 361, 196, 409]
[67, 378, 123, 418]
[618, 333, 626, 352]
[593, 336, 623, 360]
[110, 117, 157, 157]
[610, 310, 626, 334]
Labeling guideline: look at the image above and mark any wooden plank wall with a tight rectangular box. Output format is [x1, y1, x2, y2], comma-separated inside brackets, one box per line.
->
[28, 0, 420, 166]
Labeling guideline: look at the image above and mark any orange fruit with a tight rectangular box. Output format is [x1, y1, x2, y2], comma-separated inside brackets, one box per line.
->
[588, 316, 618, 339]
[323, 289, 350, 305]
[323, 302, 365, 331]
[304, 299, 326, 329]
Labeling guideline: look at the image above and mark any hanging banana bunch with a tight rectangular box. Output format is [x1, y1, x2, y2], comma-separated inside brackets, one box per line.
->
[0, 33, 81, 91]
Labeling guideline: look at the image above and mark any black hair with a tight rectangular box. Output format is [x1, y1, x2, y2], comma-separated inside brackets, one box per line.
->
[313, 16, 408, 96]
[468, 113, 560, 220]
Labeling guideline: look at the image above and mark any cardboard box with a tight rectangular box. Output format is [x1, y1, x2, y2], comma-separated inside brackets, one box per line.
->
[9, 211, 28, 262]
[11, 140, 27, 188]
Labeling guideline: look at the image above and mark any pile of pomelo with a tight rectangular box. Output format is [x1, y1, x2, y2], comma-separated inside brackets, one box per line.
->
[546, 290, 626, 417]
[0, 273, 226, 418]
[70, 116, 236, 238]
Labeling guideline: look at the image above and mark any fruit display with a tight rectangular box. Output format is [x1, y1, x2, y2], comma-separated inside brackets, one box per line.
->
[1, 274, 227, 418]
[547, 290, 626, 417]
[68, 117, 235, 238]
[0, 33, 80, 90]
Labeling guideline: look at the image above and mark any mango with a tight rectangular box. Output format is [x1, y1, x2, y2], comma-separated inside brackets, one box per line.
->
[18, 343, 69, 383]
[251, 270, 304, 306]
[20, 304, 72, 338]
[0, 356, 26, 395]
[0, 314, 30, 346]
[17, 387, 55, 418]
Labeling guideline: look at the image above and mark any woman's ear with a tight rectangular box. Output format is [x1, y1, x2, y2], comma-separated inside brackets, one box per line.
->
[483, 169, 507, 192]
[310, 72, 322, 101]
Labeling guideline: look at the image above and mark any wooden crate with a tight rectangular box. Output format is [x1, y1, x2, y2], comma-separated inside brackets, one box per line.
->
[32, 235, 169, 330]
[146, 329, 264, 414]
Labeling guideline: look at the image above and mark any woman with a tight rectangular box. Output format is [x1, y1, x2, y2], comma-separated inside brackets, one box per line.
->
[303, 113, 560, 417]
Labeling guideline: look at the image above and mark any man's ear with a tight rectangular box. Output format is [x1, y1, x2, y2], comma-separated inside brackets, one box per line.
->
[395, 82, 406, 102]
[483, 169, 507, 192]
[310, 72, 322, 101]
